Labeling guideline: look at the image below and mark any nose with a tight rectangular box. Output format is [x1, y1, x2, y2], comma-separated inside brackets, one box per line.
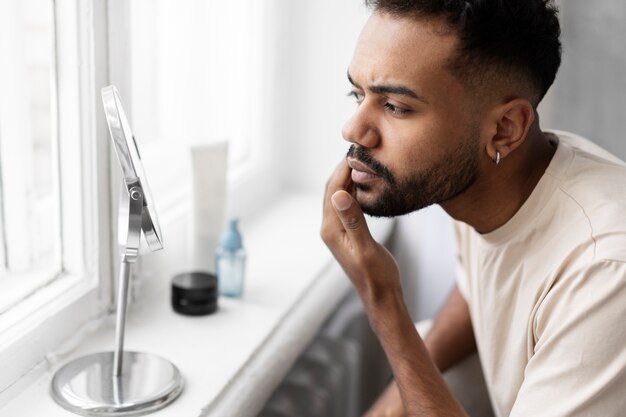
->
[341, 103, 381, 149]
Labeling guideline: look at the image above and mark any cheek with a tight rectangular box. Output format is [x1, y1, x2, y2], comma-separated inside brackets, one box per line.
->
[376, 142, 421, 185]
[378, 107, 472, 178]
[387, 121, 449, 173]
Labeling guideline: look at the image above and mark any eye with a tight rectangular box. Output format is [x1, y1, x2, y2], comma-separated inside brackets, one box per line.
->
[347, 90, 364, 105]
[384, 101, 410, 116]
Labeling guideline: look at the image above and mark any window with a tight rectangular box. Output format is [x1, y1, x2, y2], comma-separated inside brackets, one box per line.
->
[0, 0, 62, 314]
[0, 0, 109, 396]
[0, 0, 277, 401]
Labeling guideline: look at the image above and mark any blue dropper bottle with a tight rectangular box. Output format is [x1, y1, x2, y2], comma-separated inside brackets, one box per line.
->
[216, 218, 246, 298]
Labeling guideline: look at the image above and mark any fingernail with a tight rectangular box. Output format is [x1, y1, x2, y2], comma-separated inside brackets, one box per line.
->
[332, 192, 353, 211]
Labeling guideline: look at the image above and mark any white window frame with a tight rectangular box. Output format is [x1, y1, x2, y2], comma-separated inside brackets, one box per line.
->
[0, 0, 114, 400]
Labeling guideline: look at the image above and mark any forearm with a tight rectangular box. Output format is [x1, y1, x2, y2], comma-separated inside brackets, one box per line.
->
[364, 288, 468, 417]
[424, 286, 476, 373]
[364, 286, 476, 417]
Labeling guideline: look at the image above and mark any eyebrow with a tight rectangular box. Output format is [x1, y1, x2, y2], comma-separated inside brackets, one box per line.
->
[347, 70, 427, 103]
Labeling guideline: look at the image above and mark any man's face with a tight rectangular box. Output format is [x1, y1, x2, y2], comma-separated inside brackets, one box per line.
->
[343, 12, 483, 217]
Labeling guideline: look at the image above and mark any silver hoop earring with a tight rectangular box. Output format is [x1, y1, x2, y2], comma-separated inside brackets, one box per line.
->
[495, 151, 501, 166]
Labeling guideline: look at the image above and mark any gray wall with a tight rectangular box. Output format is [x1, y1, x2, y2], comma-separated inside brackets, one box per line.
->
[540, 1, 626, 159]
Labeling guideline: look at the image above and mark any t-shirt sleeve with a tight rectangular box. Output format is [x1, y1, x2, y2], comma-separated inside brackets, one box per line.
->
[509, 260, 626, 417]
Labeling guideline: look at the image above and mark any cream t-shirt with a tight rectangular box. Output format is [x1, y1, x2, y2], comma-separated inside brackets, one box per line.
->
[455, 131, 626, 417]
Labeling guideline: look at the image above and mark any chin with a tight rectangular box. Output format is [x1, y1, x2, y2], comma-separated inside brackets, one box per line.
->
[354, 184, 425, 218]
[354, 189, 390, 217]
[354, 186, 377, 205]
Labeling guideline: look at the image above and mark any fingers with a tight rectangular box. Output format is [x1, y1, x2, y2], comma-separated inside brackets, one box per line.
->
[331, 190, 373, 244]
[323, 160, 353, 219]
[325, 158, 353, 197]
[321, 159, 374, 252]
[321, 159, 354, 244]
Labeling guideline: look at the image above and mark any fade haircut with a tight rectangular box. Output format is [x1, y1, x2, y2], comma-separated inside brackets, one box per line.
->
[365, 0, 562, 106]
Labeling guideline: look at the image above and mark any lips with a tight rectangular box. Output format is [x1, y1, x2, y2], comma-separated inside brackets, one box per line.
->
[347, 157, 381, 184]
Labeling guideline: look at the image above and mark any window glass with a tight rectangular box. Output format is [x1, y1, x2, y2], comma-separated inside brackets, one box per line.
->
[0, 0, 61, 312]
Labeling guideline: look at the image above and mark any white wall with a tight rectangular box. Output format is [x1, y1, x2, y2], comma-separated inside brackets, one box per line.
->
[271, 1, 370, 193]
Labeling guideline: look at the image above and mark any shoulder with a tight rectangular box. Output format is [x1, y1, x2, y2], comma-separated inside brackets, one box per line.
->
[547, 132, 626, 262]
[550, 130, 625, 165]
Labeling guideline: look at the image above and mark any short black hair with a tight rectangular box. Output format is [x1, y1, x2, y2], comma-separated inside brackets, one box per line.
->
[365, 0, 562, 105]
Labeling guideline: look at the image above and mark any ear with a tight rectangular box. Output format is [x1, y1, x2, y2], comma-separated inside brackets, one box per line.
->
[485, 98, 535, 162]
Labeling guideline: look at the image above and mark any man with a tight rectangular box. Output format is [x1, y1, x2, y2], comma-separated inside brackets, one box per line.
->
[320, 1, 626, 416]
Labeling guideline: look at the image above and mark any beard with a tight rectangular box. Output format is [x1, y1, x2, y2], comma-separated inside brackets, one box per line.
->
[346, 131, 480, 217]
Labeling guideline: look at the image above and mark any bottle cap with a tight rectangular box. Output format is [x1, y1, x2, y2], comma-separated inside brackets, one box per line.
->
[220, 218, 243, 251]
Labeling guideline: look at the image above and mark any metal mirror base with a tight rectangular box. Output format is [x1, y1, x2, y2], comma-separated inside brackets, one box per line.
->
[50, 351, 184, 417]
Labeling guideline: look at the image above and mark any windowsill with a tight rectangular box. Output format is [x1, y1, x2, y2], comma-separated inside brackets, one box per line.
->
[0, 191, 394, 417]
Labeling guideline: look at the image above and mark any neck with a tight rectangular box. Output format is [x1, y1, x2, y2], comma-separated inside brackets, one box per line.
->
[441, 127, 557, 234]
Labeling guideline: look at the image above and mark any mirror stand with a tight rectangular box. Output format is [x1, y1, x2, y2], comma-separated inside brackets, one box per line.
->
[50, 184, 183, 416]
[50, 86, 183, 416]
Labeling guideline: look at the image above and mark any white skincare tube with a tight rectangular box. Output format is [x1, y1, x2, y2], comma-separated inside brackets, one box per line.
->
[189, 141, 228, 272]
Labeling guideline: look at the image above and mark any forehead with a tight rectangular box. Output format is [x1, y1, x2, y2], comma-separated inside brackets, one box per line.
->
[350, 12, 461, 98]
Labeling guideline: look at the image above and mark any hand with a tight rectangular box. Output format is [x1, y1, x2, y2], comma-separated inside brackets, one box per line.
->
[363, 381, 405, 417]
[320, 159, 402, 300]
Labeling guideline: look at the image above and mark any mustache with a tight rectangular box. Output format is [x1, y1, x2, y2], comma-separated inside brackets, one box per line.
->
[346, 145, 395, 184]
